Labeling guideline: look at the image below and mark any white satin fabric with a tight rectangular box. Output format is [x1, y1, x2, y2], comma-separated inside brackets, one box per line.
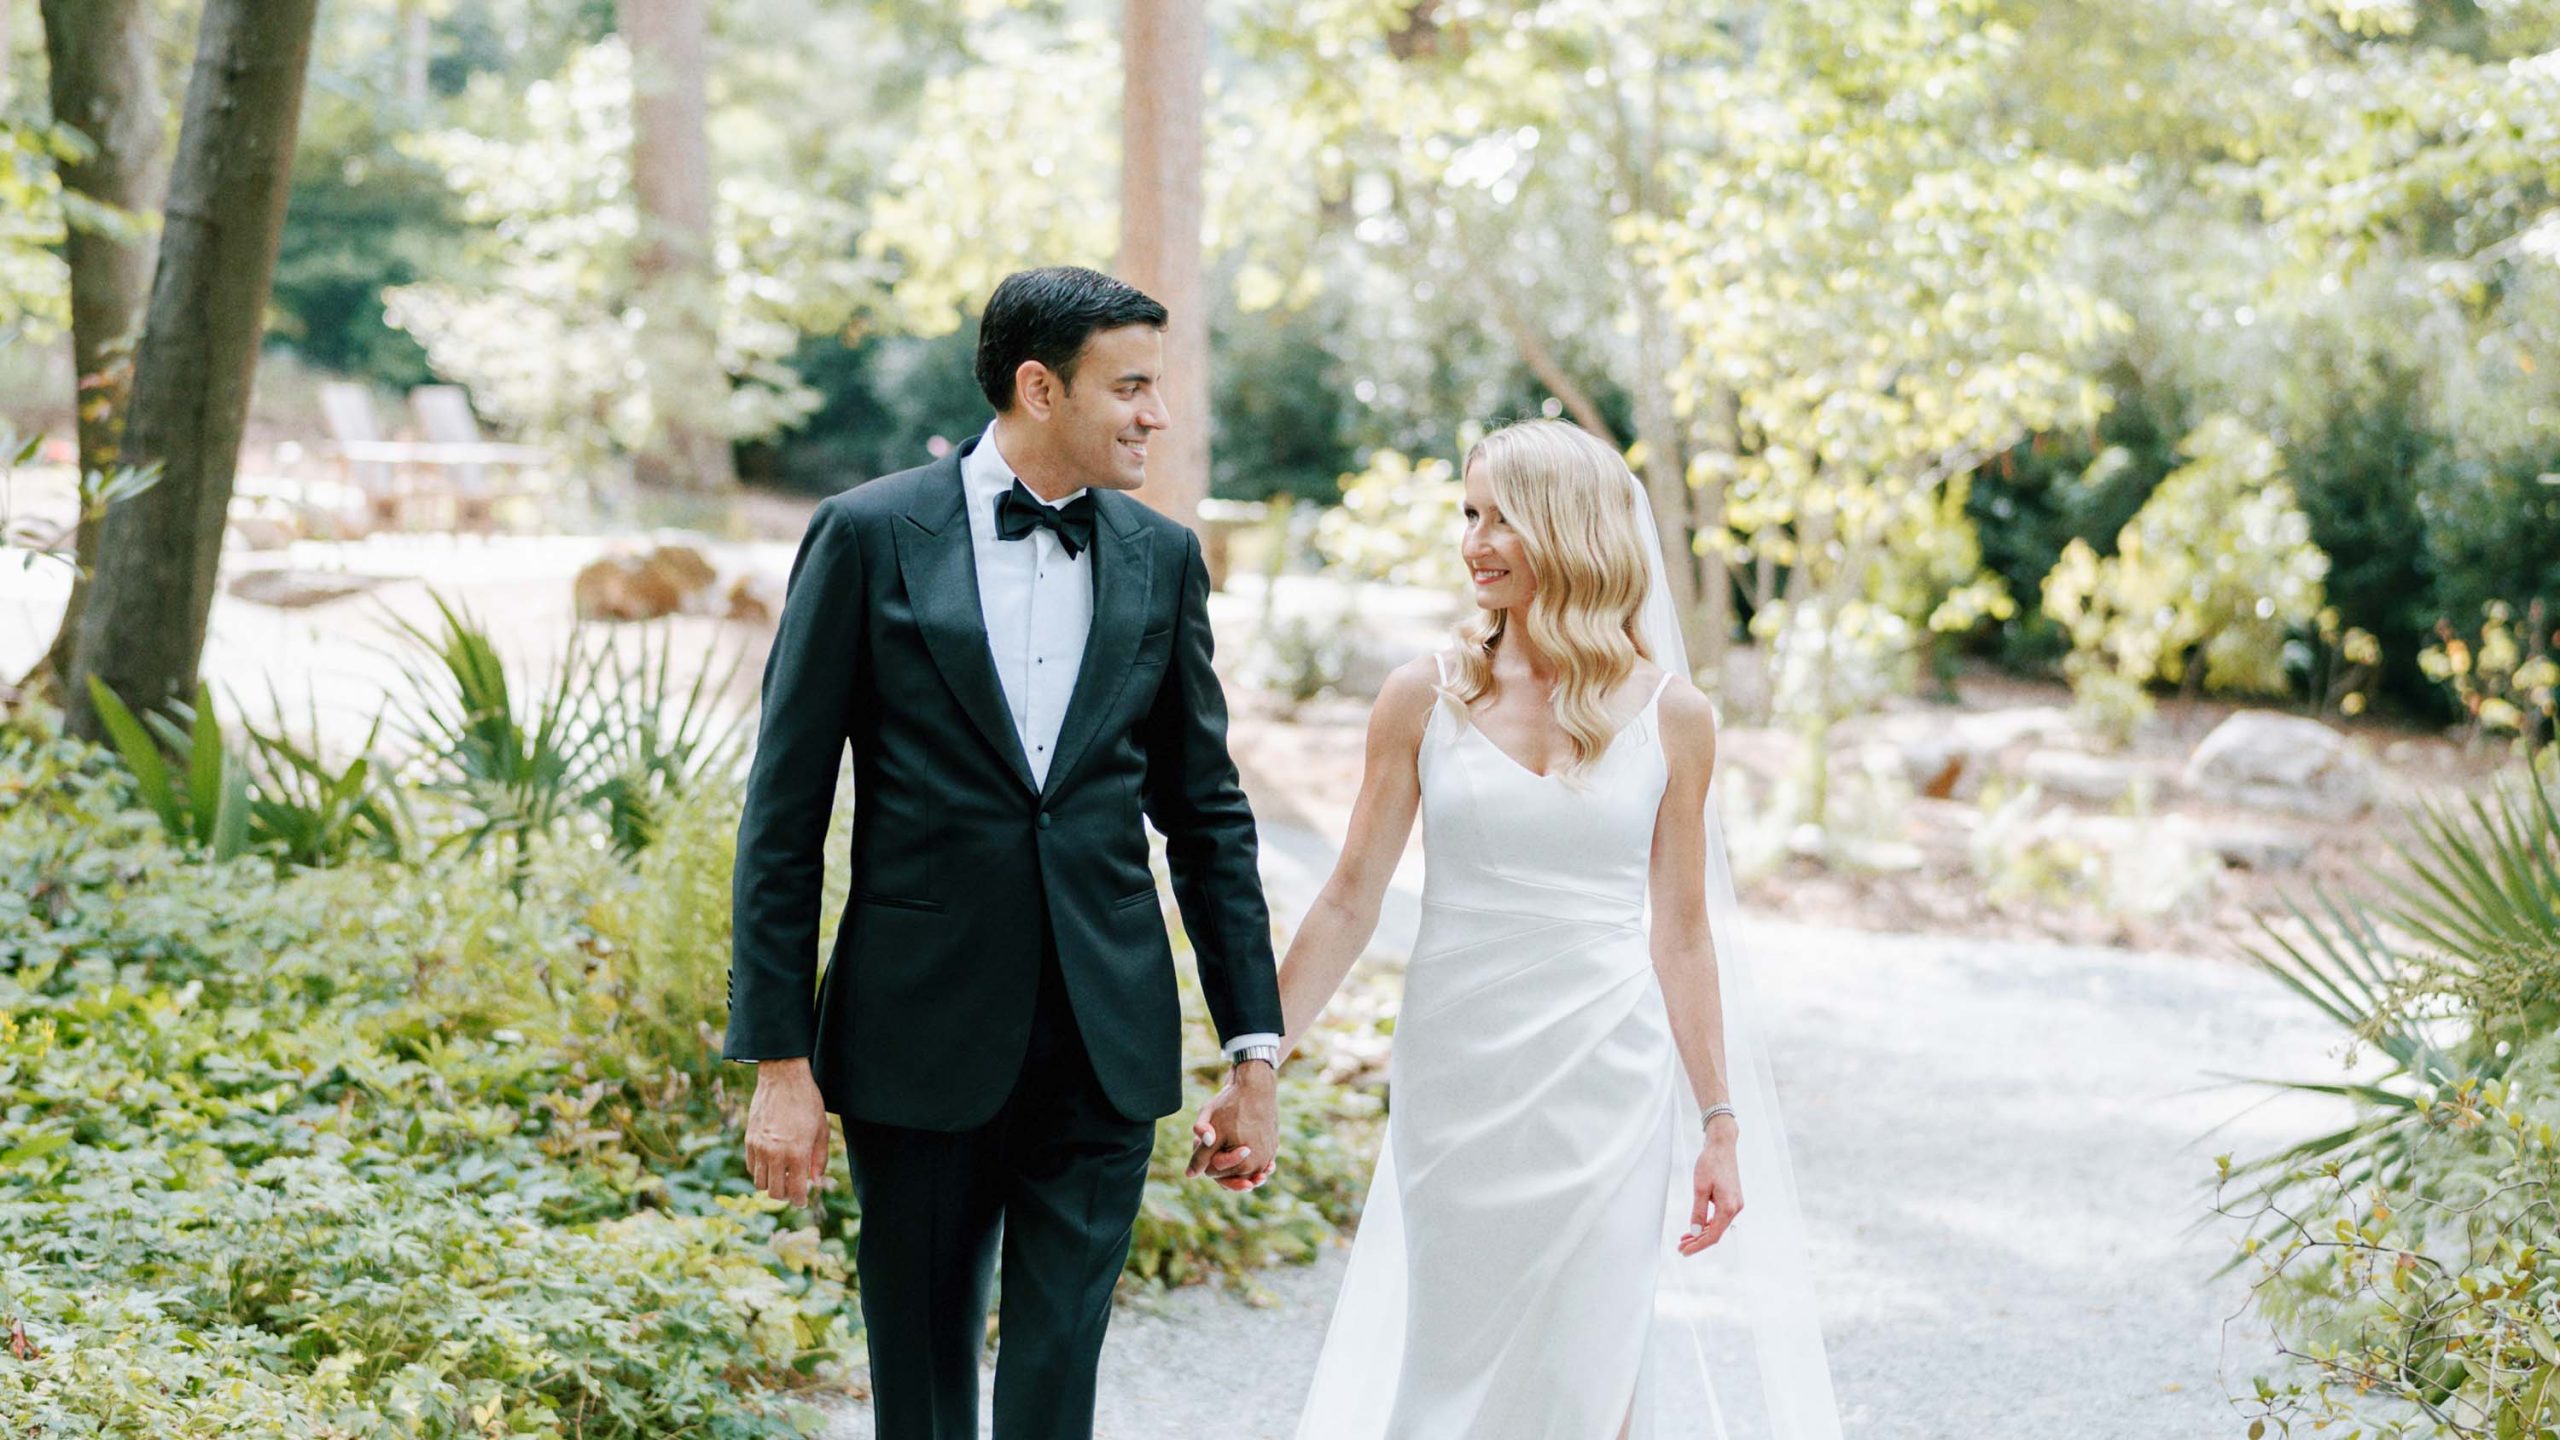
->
[1294, 470, 1842, 1438]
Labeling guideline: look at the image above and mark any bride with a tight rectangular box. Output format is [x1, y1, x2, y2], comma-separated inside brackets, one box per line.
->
[1195, 419, 1840, 1437]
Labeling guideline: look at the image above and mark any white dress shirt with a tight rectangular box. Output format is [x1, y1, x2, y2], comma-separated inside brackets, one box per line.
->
[961, 424, 1091, 790]
[960, 425, 1276, 1065]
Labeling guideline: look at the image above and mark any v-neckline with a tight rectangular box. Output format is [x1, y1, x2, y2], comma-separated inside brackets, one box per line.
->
[1452, 684, 1664, 782]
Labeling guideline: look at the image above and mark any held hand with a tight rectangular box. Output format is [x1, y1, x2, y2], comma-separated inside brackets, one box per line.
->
[1187, 1062, 1281, 1191]
[1680, 1123, 1744, 1256]
[745, 1059, 831, 1207]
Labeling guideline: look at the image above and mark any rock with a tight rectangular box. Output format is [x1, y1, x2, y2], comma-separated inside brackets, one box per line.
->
[2020, 749, 2155, 805]
[2184, 710, 2376, 821]
[641, 543, 718, 600]
[2189, 820, 2316, 871]
[722, 571, 777, 624]
[1891, 706, 2078, 800]
[573, 545, 719, 622]
[224, 568, 386, 609]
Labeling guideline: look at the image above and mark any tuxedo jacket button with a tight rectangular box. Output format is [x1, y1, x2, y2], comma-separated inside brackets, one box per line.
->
[1036, 812, 1053, 830]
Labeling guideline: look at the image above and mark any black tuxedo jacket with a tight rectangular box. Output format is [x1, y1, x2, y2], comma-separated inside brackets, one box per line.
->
[723, 439, 1283, 1130]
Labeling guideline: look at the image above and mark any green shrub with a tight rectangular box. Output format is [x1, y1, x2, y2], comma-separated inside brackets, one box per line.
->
[0, 734, 846, 1438]
[0, 716, 1386, 1435]
[2220, 766, 2560, 1436]
[2042, 416, 2330, 740]
[385, 594, 743, 887]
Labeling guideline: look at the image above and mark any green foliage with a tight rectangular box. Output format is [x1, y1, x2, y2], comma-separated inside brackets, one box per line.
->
[2422, 601, 2560, 762]
[72, 664, 406, 872]
[82, 676, 254, 863]
[2227, 767, 2560, 1218]
[384, 35, 863, 468]
[1310, 449, 1465, 592]
[0, 119, 81, 343]
[270, 102, 463, 386]
[0, 612, 1386, 1432]
[0, 730, 849, 1438]
[2041, 417, 2330, 740]
[383, 593, 744, 882]
[2220, 767, 2560, 1435]
[0, 429, 163, 576]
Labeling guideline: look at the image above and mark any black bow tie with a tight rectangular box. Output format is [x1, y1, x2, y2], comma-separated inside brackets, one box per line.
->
[994, 480, 1097, 560]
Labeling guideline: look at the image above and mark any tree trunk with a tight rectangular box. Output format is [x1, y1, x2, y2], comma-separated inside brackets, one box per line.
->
[1481, 277, 1619, 448]
[28, 0, 166, 699]
[62, 0, 318, 740]
[1117, 0, 1207, 530]
[618, 0, 734, 491]
[398, 0, 430, 108]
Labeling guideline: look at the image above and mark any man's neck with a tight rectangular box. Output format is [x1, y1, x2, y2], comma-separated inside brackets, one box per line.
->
[988, 415, 1085, 504]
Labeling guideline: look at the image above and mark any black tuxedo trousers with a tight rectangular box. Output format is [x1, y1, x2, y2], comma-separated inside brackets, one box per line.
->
[723, 440, 1283, 1439]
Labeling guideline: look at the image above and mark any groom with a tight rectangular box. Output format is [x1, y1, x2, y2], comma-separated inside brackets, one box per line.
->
[723, 266, 1285, 1440]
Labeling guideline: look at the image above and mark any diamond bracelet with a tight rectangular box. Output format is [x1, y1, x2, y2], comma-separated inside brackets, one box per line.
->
[1700, 1102, 1738, 1132]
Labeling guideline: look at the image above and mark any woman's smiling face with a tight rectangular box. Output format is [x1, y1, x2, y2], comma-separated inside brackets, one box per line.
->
[1461, 457, 1536, 612]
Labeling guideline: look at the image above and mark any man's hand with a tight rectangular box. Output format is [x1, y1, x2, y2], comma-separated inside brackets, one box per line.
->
[1186, 1061, 1280, 1191]
[1679, 1118, 1743, 1256]
[745, 1058, 831, 1206]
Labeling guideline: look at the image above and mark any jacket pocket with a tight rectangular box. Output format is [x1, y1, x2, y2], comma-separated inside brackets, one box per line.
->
[853, 889, 945, 914]
[1113, 885, 1161, 911]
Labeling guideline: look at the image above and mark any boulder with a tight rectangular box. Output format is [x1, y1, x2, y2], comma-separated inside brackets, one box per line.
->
[722, 571, 777, 624]
[2184, 710, 2376, 821]
[224, 568, 385, 609]
[1889, 706, 2078, 799]
[2019, 748, 2154, 805]
[573, 544, 719, 622]
[2189, 819, 2316, 871]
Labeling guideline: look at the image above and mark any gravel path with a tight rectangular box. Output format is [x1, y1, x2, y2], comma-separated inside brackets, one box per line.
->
[821, 819, 2352, 1440]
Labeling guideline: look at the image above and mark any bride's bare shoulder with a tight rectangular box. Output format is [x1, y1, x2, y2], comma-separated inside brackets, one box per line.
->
[1369, 654, 1446, 737]
[1654, 673, 1719, 766]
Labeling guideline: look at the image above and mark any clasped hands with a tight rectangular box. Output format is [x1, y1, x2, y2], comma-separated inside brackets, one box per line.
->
[1186, 1058, 1279, 1191]
[747, 1055, 1284, 1206]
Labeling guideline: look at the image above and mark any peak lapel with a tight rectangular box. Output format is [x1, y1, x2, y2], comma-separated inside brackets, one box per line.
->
[1040, 495, 1154, 801]
[891, 454, 1038, 794]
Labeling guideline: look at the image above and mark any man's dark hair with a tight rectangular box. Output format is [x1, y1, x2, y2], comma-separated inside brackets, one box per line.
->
[974, 266, 1168, 412]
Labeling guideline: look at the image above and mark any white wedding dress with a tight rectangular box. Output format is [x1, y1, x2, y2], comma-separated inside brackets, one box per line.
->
[1295, 472, 1843, 1439]
[1298, 656, 1697, 1437]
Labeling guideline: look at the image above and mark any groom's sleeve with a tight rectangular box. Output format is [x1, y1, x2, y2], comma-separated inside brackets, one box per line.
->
[1140, 528, 1286, 1046]
[724, 499, 863, 1063]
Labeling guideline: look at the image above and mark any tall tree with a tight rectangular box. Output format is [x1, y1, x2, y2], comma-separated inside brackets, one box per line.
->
[30, 0, 165, 696]
[618, 0, 734, 490]
[64, 0, 320, 739]
[1119, 0, 1207, 528]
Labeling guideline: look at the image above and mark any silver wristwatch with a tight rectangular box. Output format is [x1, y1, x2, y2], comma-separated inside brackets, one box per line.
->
[1232, 1043, 1282, 1071]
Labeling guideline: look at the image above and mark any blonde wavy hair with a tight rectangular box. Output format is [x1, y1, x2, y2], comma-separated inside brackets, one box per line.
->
[1446, 418, 1656, 773]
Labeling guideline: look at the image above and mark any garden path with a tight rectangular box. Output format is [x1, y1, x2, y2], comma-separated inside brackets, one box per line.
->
[819, 813, 2353, 1440]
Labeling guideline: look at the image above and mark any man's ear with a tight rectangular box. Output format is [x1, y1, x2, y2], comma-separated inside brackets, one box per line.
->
[1015, 360, 1060, 421]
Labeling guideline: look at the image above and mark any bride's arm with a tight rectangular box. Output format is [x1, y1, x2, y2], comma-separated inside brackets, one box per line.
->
[1650, 682, 1745, 1252]
[1273, 656, 1435, 1059]
[1649, 682, 1734, 1119]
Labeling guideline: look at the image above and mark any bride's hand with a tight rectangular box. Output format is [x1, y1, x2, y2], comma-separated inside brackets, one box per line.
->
[1680, 1130, 1743, 1256]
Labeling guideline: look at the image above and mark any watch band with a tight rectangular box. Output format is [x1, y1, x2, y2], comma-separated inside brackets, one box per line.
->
[1233, 1043, 1281, 1070]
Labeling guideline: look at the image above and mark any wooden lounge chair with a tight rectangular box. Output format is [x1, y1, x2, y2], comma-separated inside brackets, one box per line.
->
[407, 385, 550, 531]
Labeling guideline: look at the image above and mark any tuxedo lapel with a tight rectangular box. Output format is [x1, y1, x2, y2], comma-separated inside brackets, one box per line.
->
[1039, 493, 1154, 802]
[892, 452, 1038, 794]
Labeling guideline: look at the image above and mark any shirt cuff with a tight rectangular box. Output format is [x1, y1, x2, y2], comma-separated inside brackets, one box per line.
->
[1222, 1032, 1281, 1061]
